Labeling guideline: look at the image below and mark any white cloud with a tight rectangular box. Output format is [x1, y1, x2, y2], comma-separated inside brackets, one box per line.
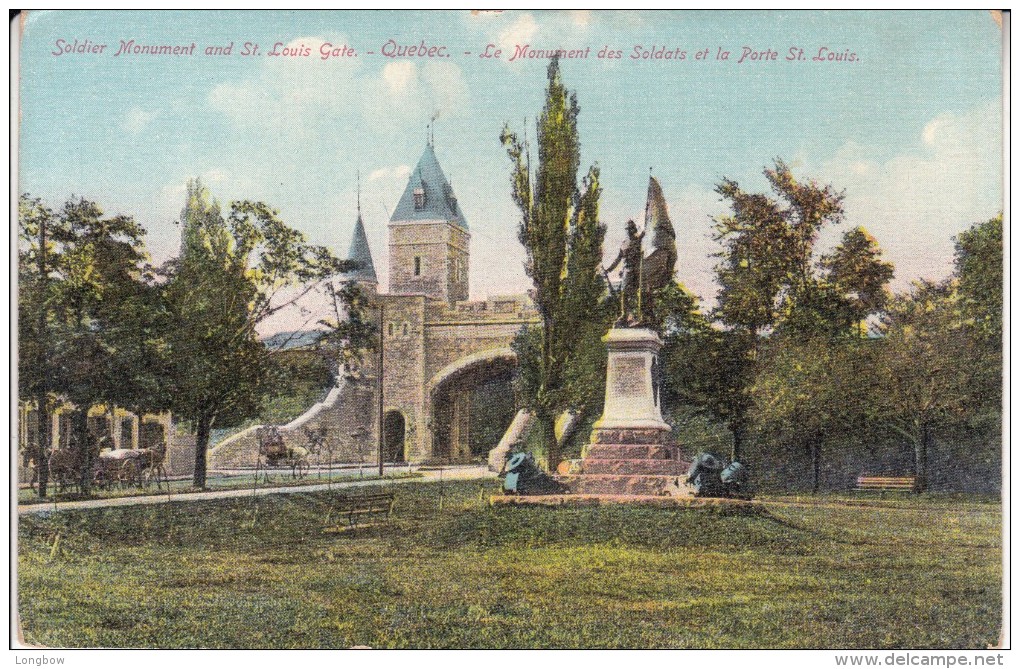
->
[123, 107, 157, 135]
[421, 61, 469, 115]
[815, 99, 1001, 291]
[498, 13, 538, 54]
[209, 35, 363, 128]
[209, 36, 469, 136]
[381, 61, 416, 95]
[368, 165, 412, 182]
[570, 11, 593, 28]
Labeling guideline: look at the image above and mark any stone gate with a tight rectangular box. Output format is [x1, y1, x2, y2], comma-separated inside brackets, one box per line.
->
[210, 141, 538, 467]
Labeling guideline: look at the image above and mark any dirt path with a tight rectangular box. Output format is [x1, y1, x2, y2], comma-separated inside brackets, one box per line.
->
[17, 465, 495, 516]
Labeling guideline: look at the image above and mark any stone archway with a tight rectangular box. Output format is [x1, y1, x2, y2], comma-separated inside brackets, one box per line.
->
[426, 348, 517, 463]
[383, 410, 407, 463]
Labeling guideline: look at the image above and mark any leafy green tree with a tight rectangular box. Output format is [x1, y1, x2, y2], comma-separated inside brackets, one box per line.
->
[59, 198, 155, 491]
[819, 226, 895, 336]
[764, 160, 845, 296]
[661, 299, 756, 461]
[164, 180, 350, 488]
[560, 168, 613, 419]
[870, 216, 1002, 491]
[319, 279, 379, 376]
[704, 161, 856, 461]
[715, 160, 846, 337]
[18, 195, 65, 497]
[955, 213, 1003, 340]
[501, 57, 609, 470]
[953, 214, 1004, 435]
[873, 282, 972, 491]
[751, 335, 878, 493]
[25, 197, 159, 493]
[712, 182, 793, 336]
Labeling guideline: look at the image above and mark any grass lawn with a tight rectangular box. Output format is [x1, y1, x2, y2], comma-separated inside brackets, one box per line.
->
[17, 480, 1001, 649]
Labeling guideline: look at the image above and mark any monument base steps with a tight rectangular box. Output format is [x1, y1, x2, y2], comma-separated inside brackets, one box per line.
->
[584, 444, 677, 459]
[559, 473, 695, 497]
[490, 493, 762, 510]
[581, 458, 688, 475]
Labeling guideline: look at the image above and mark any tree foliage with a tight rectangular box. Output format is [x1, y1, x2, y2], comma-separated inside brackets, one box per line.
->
[661, 287, 756, 461]
[18, 194, 163, 494]
[867, 214, 1002, 491]
[164, 180, 350, 488]
[501, 56, 609, 469]
[319, 279, 379, 376]
[954, 213, 1003, 340]
[819, 226, 895, 334]
[751, 335, 879, 492]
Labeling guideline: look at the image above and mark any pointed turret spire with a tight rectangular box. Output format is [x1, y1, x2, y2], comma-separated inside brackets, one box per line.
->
[344, 178, 377, 285]
[390, 143, 468, 229]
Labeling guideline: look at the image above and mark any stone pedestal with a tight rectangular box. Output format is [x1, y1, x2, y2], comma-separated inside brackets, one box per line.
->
[562, 328, 693, 497]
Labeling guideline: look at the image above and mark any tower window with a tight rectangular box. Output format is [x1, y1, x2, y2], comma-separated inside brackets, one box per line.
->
[414, 256, 421, 276]
[413, 187, 426, 210]
[388, 323, 394, 337]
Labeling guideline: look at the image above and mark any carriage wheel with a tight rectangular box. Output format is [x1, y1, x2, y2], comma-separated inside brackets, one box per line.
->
[93, 468, 109, 491]
[118, 460, 141, 489]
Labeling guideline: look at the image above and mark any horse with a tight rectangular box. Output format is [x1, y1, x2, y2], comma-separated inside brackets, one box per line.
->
[48, 447, 83, 493]
[302, 426, 328, 457]
[134, 441, 169, 489]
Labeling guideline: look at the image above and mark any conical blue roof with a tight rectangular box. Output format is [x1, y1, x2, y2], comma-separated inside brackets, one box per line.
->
[390, 144, 468, 229]
[344, 212, 377, 283]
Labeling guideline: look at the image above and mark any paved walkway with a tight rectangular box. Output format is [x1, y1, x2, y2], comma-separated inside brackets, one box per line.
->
[17, 465, 495, 516]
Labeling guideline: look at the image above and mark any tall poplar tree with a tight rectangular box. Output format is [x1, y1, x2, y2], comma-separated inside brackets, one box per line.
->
[501, 57, 608, 469]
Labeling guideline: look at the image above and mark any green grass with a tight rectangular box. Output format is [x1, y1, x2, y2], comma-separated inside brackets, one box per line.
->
[17, 481, 1001, 649]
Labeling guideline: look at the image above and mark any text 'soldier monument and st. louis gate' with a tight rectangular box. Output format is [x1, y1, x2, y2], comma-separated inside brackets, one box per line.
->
[209, 141, 684, 480]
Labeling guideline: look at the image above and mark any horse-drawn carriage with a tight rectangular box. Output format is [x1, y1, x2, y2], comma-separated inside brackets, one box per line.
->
[27, 437, 169, 494]
[92, 445, 168, 490]
[255, 425, 310, 479]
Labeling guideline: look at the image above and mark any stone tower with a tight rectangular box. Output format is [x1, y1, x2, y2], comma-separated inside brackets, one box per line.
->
[388, 143, 469, 304]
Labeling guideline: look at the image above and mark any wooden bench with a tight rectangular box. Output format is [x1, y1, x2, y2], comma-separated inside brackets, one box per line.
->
[853, 475, 918, 494]
[325, 492, 396, 531]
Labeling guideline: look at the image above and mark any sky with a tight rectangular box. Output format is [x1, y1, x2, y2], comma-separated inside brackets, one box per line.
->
[17, 10, 1004, 334]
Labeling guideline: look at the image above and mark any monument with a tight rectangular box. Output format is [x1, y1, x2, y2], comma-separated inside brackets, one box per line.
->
[561, 327, 693, 497]
[559, 177, 693, 498]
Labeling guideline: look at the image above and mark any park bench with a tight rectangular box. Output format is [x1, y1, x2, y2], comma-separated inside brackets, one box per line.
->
[325, 492, 396, 531]
[853, 475, 918, 495]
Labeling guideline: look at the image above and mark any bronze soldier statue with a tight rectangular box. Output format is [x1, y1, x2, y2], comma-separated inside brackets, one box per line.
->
[605, 219, 645, 326]
[604, 177, 678, 329]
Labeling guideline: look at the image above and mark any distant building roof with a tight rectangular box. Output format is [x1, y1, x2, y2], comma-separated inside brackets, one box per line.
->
[390, 144, 468, 229]
[344, 211, 377, 283]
